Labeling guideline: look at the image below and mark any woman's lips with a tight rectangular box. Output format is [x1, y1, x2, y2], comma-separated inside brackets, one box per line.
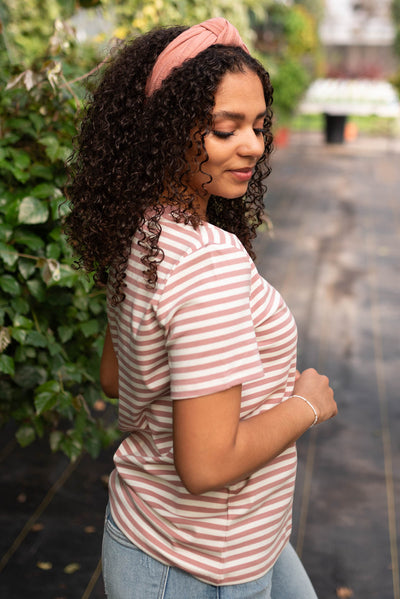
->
[228, 168, 254, 182]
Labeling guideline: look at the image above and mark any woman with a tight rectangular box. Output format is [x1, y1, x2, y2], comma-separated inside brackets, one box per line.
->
[66, 18, 337, 599]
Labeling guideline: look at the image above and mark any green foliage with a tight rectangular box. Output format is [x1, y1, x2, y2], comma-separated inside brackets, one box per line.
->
[281, 5, 318, 57]
[294, 0, 325, 25]
[392, 0, 400, 57]
[2, 0, 261, 65]
[269, 56, 311, 123]
[0, 60, 119, 460]
[392, 0, 400, 24]
[0, 0, 108, 67]
[252, 2, 319, 123]
[96, 0, 261, 49]
[391, 0, 400, 84]
[264, 3, 318, 58]
[390, 68, 400, 96]
[1, 0, 74, 66]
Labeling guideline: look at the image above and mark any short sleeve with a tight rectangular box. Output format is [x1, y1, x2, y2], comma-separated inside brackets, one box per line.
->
[156, 243, 264, 400]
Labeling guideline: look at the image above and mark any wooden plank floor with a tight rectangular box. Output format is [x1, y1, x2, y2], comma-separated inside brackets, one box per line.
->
[1, 131, 399, 598]
[256, 132, 400, 599]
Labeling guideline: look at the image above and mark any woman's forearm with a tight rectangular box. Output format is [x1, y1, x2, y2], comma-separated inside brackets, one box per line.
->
[100, 324, 119, 398]
[174, 395, 315, 494]
[173, 369, 337, 494]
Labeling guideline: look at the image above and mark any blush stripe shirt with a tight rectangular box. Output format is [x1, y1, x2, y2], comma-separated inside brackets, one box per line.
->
[107, 210, 298, 585]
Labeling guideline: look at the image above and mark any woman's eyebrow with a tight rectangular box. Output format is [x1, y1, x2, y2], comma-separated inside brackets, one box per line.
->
[213, 109, 267, 121]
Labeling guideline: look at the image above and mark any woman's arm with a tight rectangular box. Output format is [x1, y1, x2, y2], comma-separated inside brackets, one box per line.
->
[173, 368, 337, 494]
[100, 324, 119, 398]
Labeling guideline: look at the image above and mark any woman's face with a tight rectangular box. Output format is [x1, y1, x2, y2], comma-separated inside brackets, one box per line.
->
[187, 68, 267, 213]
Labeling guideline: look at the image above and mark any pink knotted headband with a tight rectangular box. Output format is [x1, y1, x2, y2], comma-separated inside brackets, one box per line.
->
[145, 17, 249, 96]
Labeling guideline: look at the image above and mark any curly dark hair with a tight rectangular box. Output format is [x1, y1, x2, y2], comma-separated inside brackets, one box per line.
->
[65, 26, 274, 306]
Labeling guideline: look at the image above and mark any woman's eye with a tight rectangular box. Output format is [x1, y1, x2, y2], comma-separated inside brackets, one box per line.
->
[254, 128, 267, 136]
[212, 130, 234, 139]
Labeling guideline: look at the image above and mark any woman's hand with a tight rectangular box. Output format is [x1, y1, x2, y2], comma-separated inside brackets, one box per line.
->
[292, 368, 337, 425]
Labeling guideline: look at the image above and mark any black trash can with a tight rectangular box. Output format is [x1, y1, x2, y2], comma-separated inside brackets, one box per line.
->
[324, 114, 347, 144]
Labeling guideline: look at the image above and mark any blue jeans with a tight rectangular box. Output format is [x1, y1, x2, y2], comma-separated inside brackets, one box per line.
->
[102, 506, 318, 599]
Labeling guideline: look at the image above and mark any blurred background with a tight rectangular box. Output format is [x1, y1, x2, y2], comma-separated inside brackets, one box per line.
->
[0, 1, 399, 598]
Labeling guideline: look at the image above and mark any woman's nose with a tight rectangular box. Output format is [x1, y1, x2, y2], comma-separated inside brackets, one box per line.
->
[238, 129, 264, 158]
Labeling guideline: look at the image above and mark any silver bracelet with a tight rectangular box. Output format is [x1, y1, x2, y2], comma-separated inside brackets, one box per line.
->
[290, 394, 318, 427]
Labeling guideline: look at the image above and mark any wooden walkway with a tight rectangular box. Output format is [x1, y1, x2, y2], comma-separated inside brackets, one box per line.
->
[1, 131, 399, 598]
[257, 132, 400, 599]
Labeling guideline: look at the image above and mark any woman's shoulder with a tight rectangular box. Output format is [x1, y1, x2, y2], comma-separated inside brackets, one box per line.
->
[159, 212, 247, 260]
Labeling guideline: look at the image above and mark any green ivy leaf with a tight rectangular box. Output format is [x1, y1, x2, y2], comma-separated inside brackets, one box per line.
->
[0, 161, 30, 183]
[57, 390, 75, 419]
[56, 264, 80, 287]
[58, 146, 72, 162]
[58, 325, 73, 343]
[0, 197, 20, 223]
[89, 299, 104, 316]
[0, 224, 13, 242]
[30, 164, 54, 180]
[76, 309, 89, 322]
[11, 401, 35, 420]
[14, 365, 47, 389]
[2, 132, 19, 145]
[33, 416, 45, 438]
[60, 433, 83, 461]
[18, 257, 37, 279]
[29, 113, 45, 133]
[16, 423, 36, 447]
[49, 430, 63, 452]
[0, 354, 14, 375]
[0, 242, 19, 266]
[48, 341, 62, 357]
[9, 148, 31, 170]
[39, 136, 60, 162]
[11, 328, 28, 344]
[13, 230, 45, 251]
[35, 380, 61, 394]
[80, 274, 95, 294]
[14, 345, 36, 361]
[59, 363, 83, 384]
[52, 195, 69, 220]
[0, 380, 14, 404]
[31, 183, 57, 199]
[7, 118, 35, 136]
[85, 433, 102, 459]
[18, 196, 49, 225]
[0, 274, 21, 296]
[80, 319, 100, 338]
[13, 314, 34, 329]
[35, 390, 58, 415]
[46, 242, 61, 260]
[26, 330, 48, 347]
[11, 296, 30, 314]
[27, 279, 46, 301]
[73, 294, 88, 311]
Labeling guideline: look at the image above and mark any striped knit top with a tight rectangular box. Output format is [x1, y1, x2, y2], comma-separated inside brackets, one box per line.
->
[107, 208, 298, 585]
